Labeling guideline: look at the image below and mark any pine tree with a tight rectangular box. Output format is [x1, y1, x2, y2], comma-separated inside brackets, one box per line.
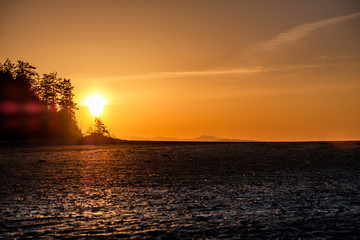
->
[1, 59, 82, 140]
[58, 78, 77, 119]
[14, 60, 39, 90]
[86, 118, 110, 136]
[56, 78, 81, 138]
[0, 59, 15, 80]
[94, 118, 109, 135]
[0, 59, 39, 91]
[38, 72, 61, 111]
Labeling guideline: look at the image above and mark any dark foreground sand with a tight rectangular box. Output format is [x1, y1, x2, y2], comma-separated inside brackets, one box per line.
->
[0, 141, 360, 239]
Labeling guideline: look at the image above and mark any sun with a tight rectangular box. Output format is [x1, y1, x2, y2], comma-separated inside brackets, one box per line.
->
[84, 95, 107, 117]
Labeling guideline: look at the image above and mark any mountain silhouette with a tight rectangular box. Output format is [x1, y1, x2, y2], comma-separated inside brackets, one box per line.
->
[124, 135, 254, 142]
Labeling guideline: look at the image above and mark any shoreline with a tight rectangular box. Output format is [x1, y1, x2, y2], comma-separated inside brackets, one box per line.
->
[0, 138, 359, 148]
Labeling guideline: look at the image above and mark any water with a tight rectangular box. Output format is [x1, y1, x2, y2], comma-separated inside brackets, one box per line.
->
[1, 142, 360, 239]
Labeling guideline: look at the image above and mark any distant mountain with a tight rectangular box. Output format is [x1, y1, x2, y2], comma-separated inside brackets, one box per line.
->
[124, 136, 182, 141]
[152, 136, 182, 141]
[123, 135, 254, 142]
[189, 135, 223, 141]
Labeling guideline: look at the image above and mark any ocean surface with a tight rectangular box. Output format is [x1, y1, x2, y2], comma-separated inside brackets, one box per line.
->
[0, 141, 360, 239]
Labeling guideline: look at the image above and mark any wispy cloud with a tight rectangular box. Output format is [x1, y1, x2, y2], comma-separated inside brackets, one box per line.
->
[157, 67, 264, 76]
[260, 11, 360, 51]
[316, 54, 359, 60]
[157, 64, 324, 77]
[113, 64, 320, 80]
[106, 67, 265, 81]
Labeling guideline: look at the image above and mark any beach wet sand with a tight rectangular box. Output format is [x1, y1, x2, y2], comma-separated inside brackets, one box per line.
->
[1, 141, 360, 239]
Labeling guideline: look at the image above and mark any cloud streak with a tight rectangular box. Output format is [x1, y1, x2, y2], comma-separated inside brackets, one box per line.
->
[107, 67, 265, 81]
[113, 64, 320, 80]
[260, 11, 360, 51]
[157, 67, 264, 76]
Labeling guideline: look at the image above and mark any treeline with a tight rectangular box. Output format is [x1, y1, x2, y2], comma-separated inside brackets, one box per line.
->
[0, 59, 82, 140]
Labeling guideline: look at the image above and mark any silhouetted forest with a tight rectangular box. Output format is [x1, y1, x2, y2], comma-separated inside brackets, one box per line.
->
[0, 59, 82, 141]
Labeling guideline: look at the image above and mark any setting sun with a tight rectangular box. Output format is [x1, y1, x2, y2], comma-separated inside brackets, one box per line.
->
[84, 95, 107, 117]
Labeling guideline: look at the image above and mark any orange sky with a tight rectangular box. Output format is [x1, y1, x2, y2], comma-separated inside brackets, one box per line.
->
[1, 0, 360, 141]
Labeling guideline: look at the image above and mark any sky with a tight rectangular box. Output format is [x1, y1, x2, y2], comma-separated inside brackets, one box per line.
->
[1, 0, 360, 141]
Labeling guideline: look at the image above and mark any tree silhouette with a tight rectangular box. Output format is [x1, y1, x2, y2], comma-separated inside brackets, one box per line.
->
[0, 59, 15, 81]
[94, 118, 110, 135]
[38, 72, 60, 111]
[1, 59, 45, 139]
[14, 60, 39, 89]
[58, 78, 77, 118]
[86, 118, 110, 137]
[0, 59, 39, 91]
[0, 59, 82, 140]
